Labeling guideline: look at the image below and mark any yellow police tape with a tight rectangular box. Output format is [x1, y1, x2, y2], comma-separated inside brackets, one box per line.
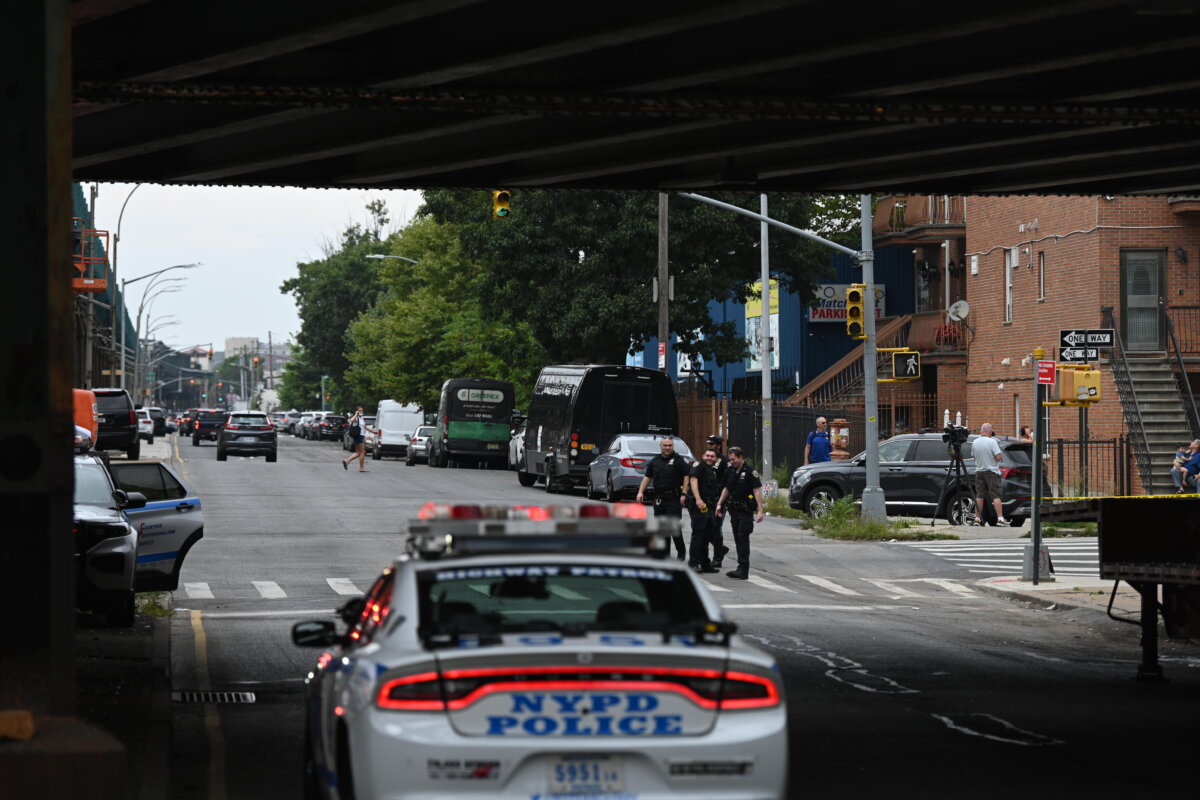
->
[1046, 494, 1194, 501]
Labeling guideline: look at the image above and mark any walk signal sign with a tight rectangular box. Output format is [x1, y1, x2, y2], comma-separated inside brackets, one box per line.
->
[492, 190, 511, 218]
[845, 283, 866, 339]
[893, 351, 920, 379]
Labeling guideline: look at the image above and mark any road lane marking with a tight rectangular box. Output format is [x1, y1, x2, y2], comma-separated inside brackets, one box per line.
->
[746, 632, 918, 694]
[197, 609, 335, 619]
[702, 582, 732, 592]
[185, 582, 214, 599]
[932, 713, 1063, 746]
[252, 581, 286, 599]
[747, 575, 796, 593]
[190, 610, 227, 800]
[326, 578, 361, 596]
[723, 604, 885, 611]
[795, 575, 862, 596]
[910, 578, 979, 597]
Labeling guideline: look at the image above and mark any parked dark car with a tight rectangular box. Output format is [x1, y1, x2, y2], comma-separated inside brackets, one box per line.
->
[92, 387, 140, 460]
[217, 411, 277, 462]
[191, 408, 228, 446]
[312, 413, 346, 441]
[788, 432, 1047, 526]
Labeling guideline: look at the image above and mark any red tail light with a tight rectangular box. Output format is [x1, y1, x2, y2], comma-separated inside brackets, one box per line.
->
[225, 423, 239, 430]
[377, 672, 446, 711]
[999, 467, 1029, 478]
[450, 505, 482, 519]
[620, 457, 646, 468]
[128, 410, 136, 424]
[579, 504, 609, 518]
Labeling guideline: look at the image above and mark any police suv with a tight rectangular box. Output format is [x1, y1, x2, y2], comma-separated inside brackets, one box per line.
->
[292, 503, 787, 799]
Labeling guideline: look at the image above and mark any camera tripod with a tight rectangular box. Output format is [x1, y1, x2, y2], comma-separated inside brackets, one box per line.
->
[931, 441, 971, 528]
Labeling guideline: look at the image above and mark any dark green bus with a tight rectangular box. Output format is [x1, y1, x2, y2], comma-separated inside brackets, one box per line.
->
[427, 377, 515, 469]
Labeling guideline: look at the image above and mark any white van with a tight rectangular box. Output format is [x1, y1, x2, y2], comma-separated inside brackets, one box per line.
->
[373, 400, 424, 460]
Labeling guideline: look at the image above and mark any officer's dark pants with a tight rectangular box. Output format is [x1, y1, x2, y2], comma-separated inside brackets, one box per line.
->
[654, 500, 686, 558]
[728, 508, 754, 572]
[687, 507, 717, 567]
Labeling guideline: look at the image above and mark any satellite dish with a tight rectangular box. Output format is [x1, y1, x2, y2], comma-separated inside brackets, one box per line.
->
[947, 300, 971, 321]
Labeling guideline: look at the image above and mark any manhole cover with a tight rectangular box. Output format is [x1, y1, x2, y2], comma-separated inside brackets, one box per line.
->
[172, 690, 256, 704]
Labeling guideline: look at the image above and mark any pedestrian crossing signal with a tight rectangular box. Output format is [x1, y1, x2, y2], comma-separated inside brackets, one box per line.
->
[893, 351, 921, 380]
[845, 283, 866, 339]
[492, 190, 511, 219]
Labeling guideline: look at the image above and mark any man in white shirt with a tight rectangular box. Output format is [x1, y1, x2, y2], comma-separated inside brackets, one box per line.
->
[971, 422, 1007, 526]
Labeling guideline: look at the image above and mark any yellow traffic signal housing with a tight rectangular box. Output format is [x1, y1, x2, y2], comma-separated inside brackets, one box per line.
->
[845, 283, 866, 339]
[492, 190, 511, 218]
[1049, 365, 1102, 405]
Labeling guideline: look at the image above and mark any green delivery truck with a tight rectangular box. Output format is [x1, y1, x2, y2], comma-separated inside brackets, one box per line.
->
[427, 377, 515, 469]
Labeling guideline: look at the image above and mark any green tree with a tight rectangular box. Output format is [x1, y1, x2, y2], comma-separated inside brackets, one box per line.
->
[276, 345, 324, 411]
[279, 204, 391, 394]
[345, 218, 545, 412]
[419, 190, 858, 366]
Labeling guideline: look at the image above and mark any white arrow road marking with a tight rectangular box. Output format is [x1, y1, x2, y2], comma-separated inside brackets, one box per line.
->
[184, 582, 213, 599]
[252, 581, 286, 599]
[796, 575, 862, 595]
[326, 578, 361, 596]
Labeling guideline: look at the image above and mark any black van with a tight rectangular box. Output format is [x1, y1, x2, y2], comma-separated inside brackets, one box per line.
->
[428, 378, 515, 468]
[518, 365, 677, 491]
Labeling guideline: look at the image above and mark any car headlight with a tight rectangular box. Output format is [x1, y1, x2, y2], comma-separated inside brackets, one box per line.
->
[791, 468, 812, 487]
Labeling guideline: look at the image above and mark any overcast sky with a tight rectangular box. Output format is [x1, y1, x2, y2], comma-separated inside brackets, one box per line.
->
[89, 183, 422, 354]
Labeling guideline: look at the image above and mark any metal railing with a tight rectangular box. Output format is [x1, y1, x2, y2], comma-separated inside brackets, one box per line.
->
[1162, 299, 1200, 438]
[1046, 437, 1131, 498]
[1101, 307, 1155, 493]
[784, 315, 913, 408]
[1164, 305, 1200, 356]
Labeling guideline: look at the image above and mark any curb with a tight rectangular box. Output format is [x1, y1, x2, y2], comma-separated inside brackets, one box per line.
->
[140, 595, 173, 799]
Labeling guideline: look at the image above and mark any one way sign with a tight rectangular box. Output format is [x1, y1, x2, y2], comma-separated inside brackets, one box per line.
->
[1060, 328, 1114, 349]
[893, 351, 921, 379]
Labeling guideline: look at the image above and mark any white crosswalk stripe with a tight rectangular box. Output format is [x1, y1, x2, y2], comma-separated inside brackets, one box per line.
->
[252, 580, 287, 599]
[184, 582, 213, 599]
[747, 575, 797, 593]
[906, 538, 1099, 577]
[326, 578, 362, 596]
[795, 575, 862, 596]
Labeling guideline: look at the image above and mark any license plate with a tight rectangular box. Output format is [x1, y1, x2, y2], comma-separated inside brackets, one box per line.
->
[549, 755, 623, 794]
[486, 443, 500, 450]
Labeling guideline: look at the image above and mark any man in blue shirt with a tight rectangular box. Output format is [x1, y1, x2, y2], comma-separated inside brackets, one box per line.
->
[804, 417, 831, 465]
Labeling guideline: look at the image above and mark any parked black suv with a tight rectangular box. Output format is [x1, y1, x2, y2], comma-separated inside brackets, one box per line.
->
[92, 387, 140, 460]
[217, 411, 277, 462]
[788, 432, 1048, 526]
[191, 408, 228, 446]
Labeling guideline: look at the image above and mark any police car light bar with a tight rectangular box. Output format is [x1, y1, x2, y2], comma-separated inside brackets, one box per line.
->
[404, 503, 678, 559]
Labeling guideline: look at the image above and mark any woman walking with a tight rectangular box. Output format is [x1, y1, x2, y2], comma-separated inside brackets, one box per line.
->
[342, 406, 369, 472]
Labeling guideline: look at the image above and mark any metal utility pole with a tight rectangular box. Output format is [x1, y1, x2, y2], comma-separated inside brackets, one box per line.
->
[657, 192, 669, 373]
[857, 195, 885, 521]
[267, 331, 274, 389]
[759, 194, 773, 484]
[675, 192, 887, 520]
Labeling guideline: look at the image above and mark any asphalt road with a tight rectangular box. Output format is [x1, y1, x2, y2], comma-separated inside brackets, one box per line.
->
[165, 432, 1199, 799]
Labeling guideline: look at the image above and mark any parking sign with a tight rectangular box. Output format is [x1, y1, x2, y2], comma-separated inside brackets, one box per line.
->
[1037, 360, 1056, 384]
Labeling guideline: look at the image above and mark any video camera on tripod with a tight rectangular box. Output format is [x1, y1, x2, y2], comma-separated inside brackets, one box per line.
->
[942, 423, 969, 459]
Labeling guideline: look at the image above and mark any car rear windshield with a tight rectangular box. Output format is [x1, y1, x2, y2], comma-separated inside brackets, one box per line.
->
[230, 415, 269, 426]
[95, 393, 130, 412]
[325, 415, 346, 423]
[418, 562, 708, 638]
[199, 410, 227, 420]
[1001, 443, 1033, 467]
[416, 426, 435, 437]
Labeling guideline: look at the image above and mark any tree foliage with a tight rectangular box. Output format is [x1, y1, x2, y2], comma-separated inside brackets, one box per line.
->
[275, 345, 324, 411]
[344, 218, 545, 412]
[419, 190, 858, 366]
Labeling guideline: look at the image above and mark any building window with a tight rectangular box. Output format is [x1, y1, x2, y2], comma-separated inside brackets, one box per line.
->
[1005, 248, 1017, 322]
[1038, 251, 1045, 299]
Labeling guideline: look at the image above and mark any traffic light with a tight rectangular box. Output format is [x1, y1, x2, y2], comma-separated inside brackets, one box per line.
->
[492, 190, 511, 219]
[189, 379, 195, 385]
[845, 283, 867, 340]
[202, 393, 207, 399]
[253, 356, 259, 366]
[217, 382, 223, 388]
[207, 348, 214, 359]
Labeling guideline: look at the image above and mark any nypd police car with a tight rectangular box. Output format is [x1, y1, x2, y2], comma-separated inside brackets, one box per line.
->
[292, 503, 787, 799]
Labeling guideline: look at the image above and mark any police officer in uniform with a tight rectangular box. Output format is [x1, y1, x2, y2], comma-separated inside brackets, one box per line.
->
[636, 436, 690, 560]
[705, 434, 731, 567]
[686, 448, 724, 573]
[715, 446, 765, 579]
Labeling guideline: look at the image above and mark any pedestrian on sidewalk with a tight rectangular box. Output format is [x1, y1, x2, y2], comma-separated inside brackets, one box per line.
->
[804, 417, 831, 465]
[715, 446, 765, 579]
[342, 406, 370, 473]
[636, 436, 691, 560]
[971, 422, 1008, 525]
[686, 447, 727, 573]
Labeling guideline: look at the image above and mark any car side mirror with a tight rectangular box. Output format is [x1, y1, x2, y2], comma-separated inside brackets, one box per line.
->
[292, 620, 341, 648]
[113, 489, 146, 509]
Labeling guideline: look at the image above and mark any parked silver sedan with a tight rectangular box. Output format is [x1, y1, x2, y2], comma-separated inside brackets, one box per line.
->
[586, 434, 696, 502]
